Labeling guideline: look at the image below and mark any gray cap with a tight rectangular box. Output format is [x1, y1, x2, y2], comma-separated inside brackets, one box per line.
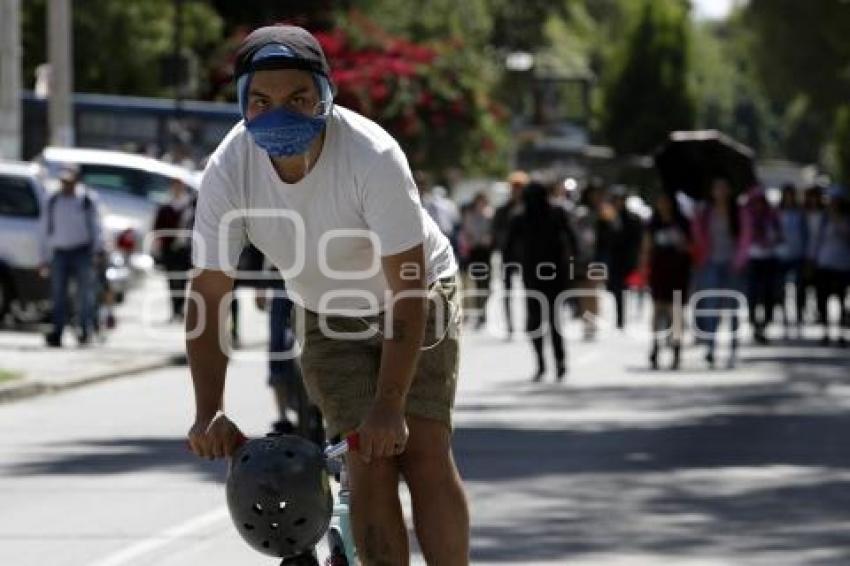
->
[234, 25, 331, 80]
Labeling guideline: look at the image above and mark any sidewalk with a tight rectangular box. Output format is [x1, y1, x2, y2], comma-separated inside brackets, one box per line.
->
[0, 274, 270, 403]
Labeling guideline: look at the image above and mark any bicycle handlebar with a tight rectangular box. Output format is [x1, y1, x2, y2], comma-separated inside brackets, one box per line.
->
[324, 433, 360, 460]
[230, 431, 359, 461]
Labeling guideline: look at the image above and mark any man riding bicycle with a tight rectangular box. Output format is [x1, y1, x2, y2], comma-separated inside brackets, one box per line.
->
[185, 25, 469, 565]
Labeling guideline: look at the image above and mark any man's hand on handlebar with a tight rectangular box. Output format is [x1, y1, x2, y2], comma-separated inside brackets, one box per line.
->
[187, 412, 245, 460]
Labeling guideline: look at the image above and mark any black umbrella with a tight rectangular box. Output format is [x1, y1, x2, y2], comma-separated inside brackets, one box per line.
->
[654, 130, 757, 199]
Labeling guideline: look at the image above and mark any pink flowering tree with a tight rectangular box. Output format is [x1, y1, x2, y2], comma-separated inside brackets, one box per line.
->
[314, 12, 508, 175]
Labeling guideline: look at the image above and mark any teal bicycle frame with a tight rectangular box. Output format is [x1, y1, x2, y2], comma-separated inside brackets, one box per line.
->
[320, 435, 358, 565]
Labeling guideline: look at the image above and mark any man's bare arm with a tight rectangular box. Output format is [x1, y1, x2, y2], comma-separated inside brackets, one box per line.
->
[376, 243, 428, 409]
[354, 243, 427, 462]
[186, 269, 234, 423]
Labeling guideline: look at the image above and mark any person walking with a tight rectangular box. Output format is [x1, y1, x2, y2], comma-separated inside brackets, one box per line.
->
[152, 179, 196, 322]
[417, 171, 460, 241]
[802, 185, 827, 323]
[39, 164, 105, 347]
[491, 170, 527, 339]
[812, 188, 850, 346]
[691, 177, 749, 368]
[741, 188, 783, 344]
[641, 193, 692, 370]
[185, 26, 469, 564]
[597, 186, 643, 330]
[461, 191, 494, 329]
[507, 181, 577, 382]
[776, 184, 808, 336]
[573, 180, 605, 341]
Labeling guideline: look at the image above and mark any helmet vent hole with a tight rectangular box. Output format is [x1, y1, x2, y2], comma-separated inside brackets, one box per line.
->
[270, 522, 279, 530]
[279, 501, 288, 511]
[294, 517, 306, 527]
[243, 523, 254, 530]
[285, 450, 295, 458]
[241, 454, 250, 463]
[286, 537, 297, 545]
[252, 503, 263, 516]
[262, 540, 270, 549]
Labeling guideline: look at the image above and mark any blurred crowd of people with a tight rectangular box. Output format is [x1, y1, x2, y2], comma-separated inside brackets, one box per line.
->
[418, 171, 850, 379]
[38, 156, 850, 384]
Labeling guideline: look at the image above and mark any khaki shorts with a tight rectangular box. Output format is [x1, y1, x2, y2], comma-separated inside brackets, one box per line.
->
[294, 276, 462, 438]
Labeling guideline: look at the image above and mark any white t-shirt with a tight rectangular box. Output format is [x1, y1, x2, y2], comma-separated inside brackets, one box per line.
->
[193, 106, 457, 315]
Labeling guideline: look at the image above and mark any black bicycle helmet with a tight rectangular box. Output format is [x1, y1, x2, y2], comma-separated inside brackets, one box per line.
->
[226, 434, 333, 558]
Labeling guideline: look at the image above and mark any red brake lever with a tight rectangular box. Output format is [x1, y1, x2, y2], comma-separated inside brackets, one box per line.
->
[346, 432, 360, 452]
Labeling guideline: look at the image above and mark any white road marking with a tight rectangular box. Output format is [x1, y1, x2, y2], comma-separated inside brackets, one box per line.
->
[88, 507, 230, 566]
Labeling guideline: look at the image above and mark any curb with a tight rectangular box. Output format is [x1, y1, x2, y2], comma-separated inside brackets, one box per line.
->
[0, 355, 183, 405]
[0, 339, 266, 405]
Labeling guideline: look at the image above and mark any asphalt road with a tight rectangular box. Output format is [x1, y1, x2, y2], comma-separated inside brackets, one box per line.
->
[2, 295, 850, 566]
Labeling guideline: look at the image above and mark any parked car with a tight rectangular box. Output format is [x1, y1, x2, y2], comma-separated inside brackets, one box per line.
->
[34, 147, 201, 279]
[0, 160, 131, 324]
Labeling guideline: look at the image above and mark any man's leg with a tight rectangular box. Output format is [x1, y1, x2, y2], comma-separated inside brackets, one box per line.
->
[579, 278, 599, 340]
[49, 252, 70, 343]
[547, 292, 566, 377]
[163, 251, 183, 319]
[347, 454, 409, 566]
[609, 279, 626, 329]
[815, 268, 831, 341]
[526, 295, 545, 380]
[502, 266, 513, 336]
[400, 415, 470, 566]
[167, 271, 187, 319]
[75, 250, 95, 339]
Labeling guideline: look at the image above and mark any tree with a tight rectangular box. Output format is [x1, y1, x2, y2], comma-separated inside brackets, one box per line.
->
[743, 0, 850, 166]
[209, 0, 336, 33]
[834, 106, 850, 187]
[313, 12, 508, 175]
[744, 0, 850, 117]
[601, 0, 696, 155]
[21, 0, 223, 97]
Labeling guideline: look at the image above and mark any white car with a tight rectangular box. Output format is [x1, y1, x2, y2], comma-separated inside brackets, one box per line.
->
[0, 161, 49, 321]
[0, 160, 131, 323]
[35, 147, 201, 276]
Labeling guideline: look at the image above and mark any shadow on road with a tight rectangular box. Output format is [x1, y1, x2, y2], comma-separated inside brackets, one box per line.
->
[4, 437, 229, 484]
[454, 347, 850, 563]
[4, 345, 849, 564]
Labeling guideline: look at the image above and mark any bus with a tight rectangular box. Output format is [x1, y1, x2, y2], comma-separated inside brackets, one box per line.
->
[22, 91, 240, 162]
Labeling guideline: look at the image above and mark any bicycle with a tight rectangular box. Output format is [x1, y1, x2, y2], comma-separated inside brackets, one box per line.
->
[228, 432, 359, 566]
[317, 434, 358, 566]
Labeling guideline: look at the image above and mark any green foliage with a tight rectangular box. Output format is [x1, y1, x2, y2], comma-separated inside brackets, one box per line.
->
[322, 12, 510, 176]
[601, 0, 696, 154]
[744, 0, 850, 115]
[834, 106, 850, 186]
[688, 15, 780, 156]
[21, 0, 223, 97]
[689, 22, 736, 130]
[351, 0, 493, 46]
[743, 0, 850, 164]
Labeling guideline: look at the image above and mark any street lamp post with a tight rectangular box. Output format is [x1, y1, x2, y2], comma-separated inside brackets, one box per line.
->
[0, 0, 22, 159]
[48, 0, 74, 147]
[173, 0, 185, 122]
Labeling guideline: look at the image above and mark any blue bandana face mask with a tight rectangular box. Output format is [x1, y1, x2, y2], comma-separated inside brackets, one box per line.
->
[244, 105, 327, 157]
